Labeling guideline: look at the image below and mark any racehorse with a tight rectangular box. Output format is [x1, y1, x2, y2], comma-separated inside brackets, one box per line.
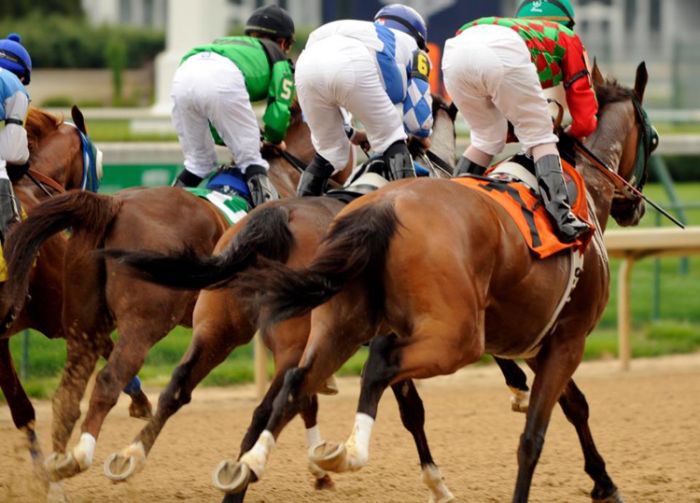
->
[217, 62, 656, 502]
[1, 103, 352, 482]
[0, 106, 148, 489]
[100, 96, 530, 502]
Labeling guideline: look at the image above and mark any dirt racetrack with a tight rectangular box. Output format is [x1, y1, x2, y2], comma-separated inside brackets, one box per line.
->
[1, 353, 699, 503]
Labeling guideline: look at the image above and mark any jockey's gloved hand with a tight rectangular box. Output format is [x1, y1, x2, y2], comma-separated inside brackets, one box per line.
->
[245, 164, 278, 207]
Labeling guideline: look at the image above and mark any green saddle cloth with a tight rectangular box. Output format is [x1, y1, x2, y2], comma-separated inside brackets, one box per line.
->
[186, 188, 249, 226]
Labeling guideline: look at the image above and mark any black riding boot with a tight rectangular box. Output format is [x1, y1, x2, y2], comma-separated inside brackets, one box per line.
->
[454, 156, 487, 176]
[172, 168, 203, 188]
[244, 164, 278, 207]
[383, 140, 416, 180]
[534, 154, 590, 243]
[296, 153, 334, 197]
[0, 178, 20, 244]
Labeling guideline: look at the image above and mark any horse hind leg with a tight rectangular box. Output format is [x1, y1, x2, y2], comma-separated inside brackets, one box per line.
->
[0, 339, 53, 492]
[45, 332, 106, 481]
[559, 379, 623, 503]
[99, 341, 152, 419]
[494, 356, 530, 413]
[104, 321, 244, 482]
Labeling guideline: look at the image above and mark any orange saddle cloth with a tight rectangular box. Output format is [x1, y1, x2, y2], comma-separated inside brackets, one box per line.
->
[452, 160, 594, 259]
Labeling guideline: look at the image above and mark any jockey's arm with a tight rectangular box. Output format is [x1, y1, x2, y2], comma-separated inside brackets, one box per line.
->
[0, 91, 30, 165]
[563, 36, 598, 139]
[261, 59, 295, 145]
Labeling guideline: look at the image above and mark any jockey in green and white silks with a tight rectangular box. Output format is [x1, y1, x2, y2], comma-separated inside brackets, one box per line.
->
[170, 5, 296, 208]
[295, 3, 434, 197]
[0, 33, 31, 244]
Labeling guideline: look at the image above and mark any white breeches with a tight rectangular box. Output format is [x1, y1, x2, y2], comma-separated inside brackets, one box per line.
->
[170, 51, 267, 178]
[296, 35, 406, 172]
[442, 24, 558, 156]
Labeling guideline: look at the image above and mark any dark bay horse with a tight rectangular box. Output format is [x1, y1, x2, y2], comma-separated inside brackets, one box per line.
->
[220, 63, 656, 502]
[0, 106, 149, 489]
[101, 97, 528, 502]
[1, 105, 352, 482]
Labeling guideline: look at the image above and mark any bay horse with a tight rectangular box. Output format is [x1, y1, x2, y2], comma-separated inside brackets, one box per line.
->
[100, 97, 529, 503]
[0, 106, 153, 489]
[1, 103, 352, 482]
[219, 63, 656, 502]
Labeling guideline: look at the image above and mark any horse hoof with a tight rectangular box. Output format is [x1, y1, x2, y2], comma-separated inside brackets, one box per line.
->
[310, 441, 348, 472]
[213, 459, 251, 494]
[509, 388, 529, 413]
[103, 442, 146, 482]
[45, 452, 82, 481]
[511, 400, 529, 413]
[128, 396, 153, 420]
[593, 489, 625, 503]
[314, 474, 335, 491]
[318, 375, 339, 396]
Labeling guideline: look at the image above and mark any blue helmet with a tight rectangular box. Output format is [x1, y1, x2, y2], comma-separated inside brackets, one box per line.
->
[374, 4, 428, 50]
[0, 33, 32, 85]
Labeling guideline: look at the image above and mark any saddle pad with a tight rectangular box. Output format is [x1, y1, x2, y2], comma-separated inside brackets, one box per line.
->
[186, 188, 248, 226]
[452, 160, 594, 259]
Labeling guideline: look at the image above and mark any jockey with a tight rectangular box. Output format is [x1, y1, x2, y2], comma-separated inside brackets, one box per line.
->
[170, 5, 296, 207]
[295, 3, 433, 196]
[442, 0, 594, 243]
[0, 33, 31, 244]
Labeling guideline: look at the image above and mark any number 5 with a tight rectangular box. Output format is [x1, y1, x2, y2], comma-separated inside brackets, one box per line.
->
[280, 78, 293, 100]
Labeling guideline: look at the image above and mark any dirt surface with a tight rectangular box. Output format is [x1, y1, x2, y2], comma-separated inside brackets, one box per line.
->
[1, 354, 699, 503]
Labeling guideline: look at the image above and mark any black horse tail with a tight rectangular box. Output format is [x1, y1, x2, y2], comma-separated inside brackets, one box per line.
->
[1, 191, 121, 331]
[245, 201, 399, 326]
[103, 205, 295, 290]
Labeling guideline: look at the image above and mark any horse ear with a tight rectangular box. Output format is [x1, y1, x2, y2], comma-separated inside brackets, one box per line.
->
[71, 105, 88, 135]
[591, 57, 605, 87]
[634, 62, 648, 103]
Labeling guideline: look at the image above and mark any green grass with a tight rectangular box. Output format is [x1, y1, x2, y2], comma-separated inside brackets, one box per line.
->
[3, 182, 700, 401]
[87, 120, 178, 142]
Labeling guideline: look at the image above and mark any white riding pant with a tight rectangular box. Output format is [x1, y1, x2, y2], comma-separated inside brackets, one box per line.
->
[0, 91, 30, 181]
[442, 24, 558, 156]
[171, 51, 267, 178]
[295, 35, 406, 173]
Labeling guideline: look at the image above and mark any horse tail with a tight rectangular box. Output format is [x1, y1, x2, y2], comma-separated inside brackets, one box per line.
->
[246, 201, 399, 326]
[2, 191, 121, 325]
[103, 205, 295, 290]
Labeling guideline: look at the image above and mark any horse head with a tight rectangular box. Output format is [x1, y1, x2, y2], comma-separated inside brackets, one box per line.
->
[585, 62, 658, 228]
[22, 105, 102, 195]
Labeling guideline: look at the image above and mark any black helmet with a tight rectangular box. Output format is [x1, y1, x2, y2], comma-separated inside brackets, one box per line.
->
[245, 5, 295, 41]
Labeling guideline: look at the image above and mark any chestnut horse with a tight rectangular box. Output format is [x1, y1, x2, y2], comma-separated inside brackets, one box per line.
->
[101, 97, 529, 503]
[220, 63, 656, 502]
[1, 105, 352, 482]
[0, 106, 148, 488]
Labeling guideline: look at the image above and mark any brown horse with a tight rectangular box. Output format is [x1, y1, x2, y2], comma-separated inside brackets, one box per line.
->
[217, 63, 655, 502]
[0, 106, 147, 489]
[100, 97, 529, 503]
[1, 104, 351, 482]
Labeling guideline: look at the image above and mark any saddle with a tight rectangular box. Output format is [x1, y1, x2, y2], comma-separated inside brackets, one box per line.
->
[453, 155, 594, 259]
[186, 167, 250, 226]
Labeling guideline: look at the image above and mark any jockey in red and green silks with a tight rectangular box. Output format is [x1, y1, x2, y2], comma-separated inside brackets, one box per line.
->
[442, 0, 595, 244]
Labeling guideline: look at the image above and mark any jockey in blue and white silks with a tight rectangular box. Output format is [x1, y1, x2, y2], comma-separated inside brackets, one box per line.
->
[295, 4, 433, 196]
[0, 32, 31, 244]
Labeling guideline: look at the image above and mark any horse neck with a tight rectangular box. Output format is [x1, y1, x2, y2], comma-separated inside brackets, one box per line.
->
[580, 102, 634, 233]
[429, 108, 456, 170]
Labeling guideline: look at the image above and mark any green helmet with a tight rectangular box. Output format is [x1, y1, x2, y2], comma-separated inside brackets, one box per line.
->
[515, 0, 576, 29]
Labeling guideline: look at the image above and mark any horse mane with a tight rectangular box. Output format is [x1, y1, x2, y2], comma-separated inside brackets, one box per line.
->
[595, 79, 636, 110]
[25, 107, 63, 153]
[288, 99, 303, 128]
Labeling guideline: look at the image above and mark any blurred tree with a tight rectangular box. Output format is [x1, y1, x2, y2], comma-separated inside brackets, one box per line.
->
[2, 0, 83, 17]
[105, 36, 126, 106]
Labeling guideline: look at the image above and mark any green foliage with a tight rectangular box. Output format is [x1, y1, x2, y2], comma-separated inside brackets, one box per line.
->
[105, 36, 127, 105]
[1, 0, 82, 18]
[0, 13, 164, 68]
